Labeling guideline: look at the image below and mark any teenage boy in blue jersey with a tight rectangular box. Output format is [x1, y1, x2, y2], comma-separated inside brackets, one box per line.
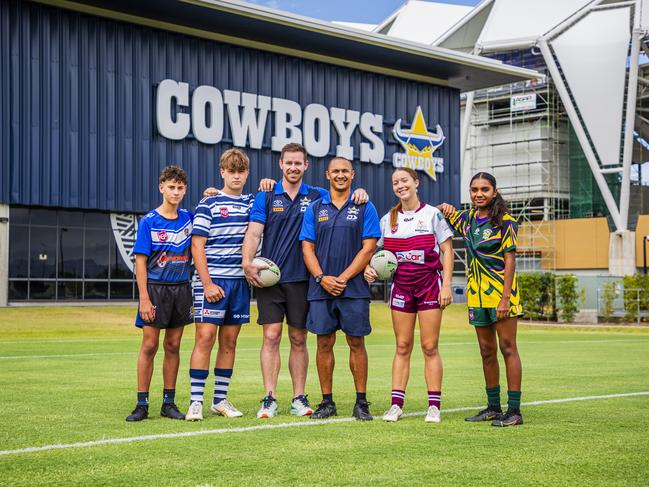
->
[126, 165, 193, 422]
[242, 143, 368, 419]
[299, 157, 381, 421]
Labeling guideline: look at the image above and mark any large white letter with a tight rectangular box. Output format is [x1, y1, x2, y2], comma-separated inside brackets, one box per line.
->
[191, 85, 224, 144]
[360, 112, 384, 164]
[303, 103, 330, 158]
[224, 90, 271, 149]
[271, 97, 303, 151]
[330, 107, 360, 160]
[156, 79, 190, 140]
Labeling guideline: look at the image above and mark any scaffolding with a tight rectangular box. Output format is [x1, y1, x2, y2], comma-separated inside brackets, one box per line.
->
[461, 56, 570, 272]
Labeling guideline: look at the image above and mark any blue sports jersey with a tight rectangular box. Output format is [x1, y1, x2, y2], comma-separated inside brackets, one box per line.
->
[133, 209, 193, 283]
[299, 194, 381, 300]
[249, 181, 327, 283]
[192, 193, 254, 279]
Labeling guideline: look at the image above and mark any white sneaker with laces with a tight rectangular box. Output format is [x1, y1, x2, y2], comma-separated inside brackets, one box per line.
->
[211, 399, 243, 418]
[256, 395, 278, 419]
[290, 395, 314, 416]
[382, 404, 403, 422]
[425, 405, 441, 423]
[185, 401, 203, 421]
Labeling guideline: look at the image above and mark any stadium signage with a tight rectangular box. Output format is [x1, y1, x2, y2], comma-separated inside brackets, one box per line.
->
[155, 79, 384, 164]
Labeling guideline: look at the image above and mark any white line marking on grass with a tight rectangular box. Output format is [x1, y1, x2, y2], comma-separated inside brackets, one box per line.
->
[1, 391, 647, 457]
[0, 352, 135, 360]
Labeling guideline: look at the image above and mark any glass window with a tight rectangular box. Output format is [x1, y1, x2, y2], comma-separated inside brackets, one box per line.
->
[29, 281, 56, 300]
[30, 208, 56, 226]
[8, 281, 28, 300]
[110, 234, 135, 279]
[85, 281, 108, 299]
[9, 226, 29, 278]
[84, 228, 109, 278]
[58, 228, 84, 278]
[58, 281, 83, 300]
[58, 210, 84, 227]
[30, 227, 57, 278]
[85, 212, 109, 228]
[110, 281, 134, 300]
[10, 207, 29, 224]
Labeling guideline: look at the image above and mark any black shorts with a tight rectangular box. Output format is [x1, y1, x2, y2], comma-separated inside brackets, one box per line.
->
[256, 281, 309, 328]
[135, 282, 193, 329]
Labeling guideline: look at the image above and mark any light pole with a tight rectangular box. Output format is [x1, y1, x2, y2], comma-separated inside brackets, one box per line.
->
[644, 235, 649, 275]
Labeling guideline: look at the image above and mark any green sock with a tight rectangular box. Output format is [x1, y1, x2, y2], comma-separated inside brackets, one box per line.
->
[508, 390, 522, 411]
[486, 385, 501, 409]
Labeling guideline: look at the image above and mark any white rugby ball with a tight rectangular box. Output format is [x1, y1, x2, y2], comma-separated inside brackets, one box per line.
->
[370, 250, 398, 280]
[253, 257, 281, 287]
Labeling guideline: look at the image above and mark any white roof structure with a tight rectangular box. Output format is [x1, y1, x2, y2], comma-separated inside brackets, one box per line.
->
[331, 21, 377, 31]
[374, 1, 473, 45]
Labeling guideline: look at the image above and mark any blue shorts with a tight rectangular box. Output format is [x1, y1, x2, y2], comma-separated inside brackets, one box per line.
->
[194, 278, 250, 325]
[306, 298, 371, 337]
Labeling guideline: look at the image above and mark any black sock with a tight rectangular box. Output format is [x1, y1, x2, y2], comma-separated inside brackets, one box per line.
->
[322, 393, 333, 403]
[137, 391, 149, 407]
[356, 392, 367, 402]
[163, 389, 175, 404]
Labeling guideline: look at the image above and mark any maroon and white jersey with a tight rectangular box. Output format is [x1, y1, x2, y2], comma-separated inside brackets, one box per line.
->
[379, 203, 454, 290]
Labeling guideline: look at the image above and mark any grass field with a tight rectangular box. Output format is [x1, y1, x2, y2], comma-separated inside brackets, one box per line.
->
[0, 304, 648, 486]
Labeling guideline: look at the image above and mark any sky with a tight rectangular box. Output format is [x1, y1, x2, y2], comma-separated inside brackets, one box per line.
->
[246, 0, 481, 24]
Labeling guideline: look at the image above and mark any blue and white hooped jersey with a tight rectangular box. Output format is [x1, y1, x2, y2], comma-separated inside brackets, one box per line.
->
[133, 209, 194, 284]
[192, 193, 254, 279]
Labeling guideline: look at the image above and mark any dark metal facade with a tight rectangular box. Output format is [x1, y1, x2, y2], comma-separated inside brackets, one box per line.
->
[0, 1, 461, 218]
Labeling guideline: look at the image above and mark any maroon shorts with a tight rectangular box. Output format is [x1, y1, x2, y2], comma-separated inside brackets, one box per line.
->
[389, 275, 441, 313]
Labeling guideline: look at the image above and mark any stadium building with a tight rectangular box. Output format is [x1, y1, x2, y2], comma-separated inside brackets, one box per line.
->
[0, 0, 539, 304]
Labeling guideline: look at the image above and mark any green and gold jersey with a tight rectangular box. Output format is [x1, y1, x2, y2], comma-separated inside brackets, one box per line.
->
[448, 208, 520, 308]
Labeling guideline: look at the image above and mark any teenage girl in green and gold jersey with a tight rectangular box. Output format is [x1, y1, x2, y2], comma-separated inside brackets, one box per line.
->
[439, 172, 523, 427]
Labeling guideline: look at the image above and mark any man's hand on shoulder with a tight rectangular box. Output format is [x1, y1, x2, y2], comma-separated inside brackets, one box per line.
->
[203, 187, 220, 197]
[258, 179, 277, 192]
[351, 188, 369, 204]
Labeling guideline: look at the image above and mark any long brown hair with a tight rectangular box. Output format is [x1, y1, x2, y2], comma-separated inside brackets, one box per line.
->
[389, 167, 419, 233]
[470, 172, 509, 227]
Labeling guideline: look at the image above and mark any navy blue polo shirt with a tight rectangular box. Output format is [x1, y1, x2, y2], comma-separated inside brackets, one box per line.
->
[299, 194, 381, 300]
[249, 181, 327, 283]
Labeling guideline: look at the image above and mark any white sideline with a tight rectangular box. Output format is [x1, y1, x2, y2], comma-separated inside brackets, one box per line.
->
[1, 391, 647, 457]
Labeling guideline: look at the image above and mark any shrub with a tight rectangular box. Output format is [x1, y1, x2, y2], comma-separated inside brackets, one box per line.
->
[622, 275, 649, 322]
[600, 281, 617, 322]
[556, 274, 582, 323]
[518, 273, 556, 320]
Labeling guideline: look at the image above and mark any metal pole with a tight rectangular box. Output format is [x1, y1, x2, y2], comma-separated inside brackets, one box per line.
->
[644, 235, 647, 275]
[637, 289, 641, 325]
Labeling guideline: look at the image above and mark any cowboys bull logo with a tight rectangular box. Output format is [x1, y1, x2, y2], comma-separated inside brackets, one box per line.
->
[392, 106, 445, 181]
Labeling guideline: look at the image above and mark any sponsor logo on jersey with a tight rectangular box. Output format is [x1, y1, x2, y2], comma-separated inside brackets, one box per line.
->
[202, 308, 225, 318]
[404, 217, 414, 222]
[346, 206, 359, 221]
[415, 220, 428, 232]
[157, 252, 189, 267]
[219, 207, 229, 218]
[392, 297, 405, 308]
[184, 228, 190, 236]
[157, 251, 168, 268]
[396, 250, 425, 264]
[318, 208, 329, 222]
[392, 106, 445, 181]
[273, 207, 284, 212]
[272, 199, 284, 212]
[158, 230, 168, 242]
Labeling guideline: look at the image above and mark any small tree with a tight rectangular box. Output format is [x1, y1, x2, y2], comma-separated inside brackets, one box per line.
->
[556, 274, 582, 323]
[600, 281, 617, 322]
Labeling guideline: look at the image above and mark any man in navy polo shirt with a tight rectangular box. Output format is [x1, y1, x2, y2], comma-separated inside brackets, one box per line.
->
[299, 157, 381, 421]
[242, 143, 368, 419]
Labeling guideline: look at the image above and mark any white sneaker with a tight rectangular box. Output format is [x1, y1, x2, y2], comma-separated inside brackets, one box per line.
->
[425, 405, 441, 423]
[256, 395, 278, 419]
[185, 401, 203, 421]
[290, 395, 314, 416]
[211, 399, 243, 418]
[382, 404, 403, 422]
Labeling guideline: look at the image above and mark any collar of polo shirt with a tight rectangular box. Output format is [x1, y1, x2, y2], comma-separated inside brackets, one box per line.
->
[275, 180, 310, 196]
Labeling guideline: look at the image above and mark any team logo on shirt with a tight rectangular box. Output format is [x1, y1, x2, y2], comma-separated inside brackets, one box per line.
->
[272, 199, 284, 213]
[415, 220, 428, 232]
[318, 208, 329, 222]
[184, 228, 190, 236]
[482, 229, 493, 239]
[346, 206, 359, 221]
[219, 207, 229, 218]
[158, 230, 168, 242]
[299, 197, 311, 213]
[392, 106, 445, 181]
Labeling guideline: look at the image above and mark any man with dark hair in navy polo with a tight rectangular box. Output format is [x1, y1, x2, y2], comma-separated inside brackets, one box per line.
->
[242, 143, 368, 419]
[299, 157, 381, 421]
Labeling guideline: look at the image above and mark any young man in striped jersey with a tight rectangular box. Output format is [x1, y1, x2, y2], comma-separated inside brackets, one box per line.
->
[185, 148, 253, 421]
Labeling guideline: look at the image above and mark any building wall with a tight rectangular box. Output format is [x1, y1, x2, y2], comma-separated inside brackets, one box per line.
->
[635, 214, 649, 268]
[0, 1, 461, 218]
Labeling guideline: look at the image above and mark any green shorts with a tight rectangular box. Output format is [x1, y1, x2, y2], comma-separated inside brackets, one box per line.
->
[468, 304, 523, 327]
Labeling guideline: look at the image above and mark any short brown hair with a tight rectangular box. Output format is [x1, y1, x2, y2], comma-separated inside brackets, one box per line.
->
[220, 148, 250, 172]
[159, 165, 187, 185]
[280, 143, 307, 161]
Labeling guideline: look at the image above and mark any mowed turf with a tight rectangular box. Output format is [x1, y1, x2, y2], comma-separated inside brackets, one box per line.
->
[0, 304, 648, 486]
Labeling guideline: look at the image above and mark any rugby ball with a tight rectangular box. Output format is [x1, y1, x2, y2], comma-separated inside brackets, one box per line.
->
[370, 250, 398, 280]
[253, 257, 281, 287]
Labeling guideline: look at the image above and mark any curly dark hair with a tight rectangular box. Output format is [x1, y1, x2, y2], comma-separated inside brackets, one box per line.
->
[470, 172, 509, 228]
[159, 165, 187, 185]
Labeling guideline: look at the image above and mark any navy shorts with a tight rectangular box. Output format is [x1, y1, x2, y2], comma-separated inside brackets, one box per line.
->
[194, 278, 250, 325]
[135, 282, 193, 329]
[306, 298, 371, 337]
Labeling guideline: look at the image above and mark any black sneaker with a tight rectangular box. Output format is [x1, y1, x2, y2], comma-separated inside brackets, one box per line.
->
[126, 404, 149, 422]
[352, 400, 373, 421]
[491, 409, 523, 427]
[464, 406, 502, 422]
[311, 400, 337, 419]
[160, 402, 186, 420]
